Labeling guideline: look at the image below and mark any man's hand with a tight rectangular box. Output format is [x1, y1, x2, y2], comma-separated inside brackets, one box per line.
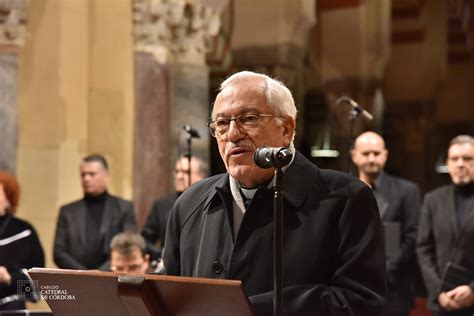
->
[446, 285, 474, 309]
[0, 266, 12, 285]
[439, 292, 462, 310]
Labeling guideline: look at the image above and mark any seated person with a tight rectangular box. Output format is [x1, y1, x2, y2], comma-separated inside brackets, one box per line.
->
[110, 231, 150, 274]
[0, 171, 45, 311]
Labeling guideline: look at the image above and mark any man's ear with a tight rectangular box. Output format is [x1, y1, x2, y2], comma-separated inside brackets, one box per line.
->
[350, 149, 357, 162]
[282, 116, 296, 145]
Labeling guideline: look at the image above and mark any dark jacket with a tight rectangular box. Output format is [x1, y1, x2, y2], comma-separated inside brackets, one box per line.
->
[417, 184, 474, 311]
[374, 172, 421, 310]
[53, 193, 136, 270]
[0, 215, 45, 310]
[164, 152, 386, 315]
[143, 192, 179, 246]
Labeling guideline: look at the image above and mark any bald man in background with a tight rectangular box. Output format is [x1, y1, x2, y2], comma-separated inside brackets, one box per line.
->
[352, 131, 421, 316]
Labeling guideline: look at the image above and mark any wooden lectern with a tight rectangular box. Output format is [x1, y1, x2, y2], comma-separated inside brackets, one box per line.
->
[28, 268, 253, 316]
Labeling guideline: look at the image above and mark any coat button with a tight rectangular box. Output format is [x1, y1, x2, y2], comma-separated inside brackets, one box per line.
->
[212, 260, 223, 275]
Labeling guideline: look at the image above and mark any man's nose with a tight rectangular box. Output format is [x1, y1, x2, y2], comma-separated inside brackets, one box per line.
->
[226, 120, 244, 141]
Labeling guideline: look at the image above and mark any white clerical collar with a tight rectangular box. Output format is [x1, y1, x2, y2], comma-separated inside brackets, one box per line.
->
[238, 146, 296, 198]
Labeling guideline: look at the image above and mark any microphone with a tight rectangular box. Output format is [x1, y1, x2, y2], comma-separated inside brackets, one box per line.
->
[336, 96, 374, 121]
[254, 146, 293, 169]
[183, 125, 200, 138]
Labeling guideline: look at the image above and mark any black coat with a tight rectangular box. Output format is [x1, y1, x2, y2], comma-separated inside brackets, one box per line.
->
[142, 192, 179, 246]
[0, 215, 45, 310]
[374, 172, 421, 311]
[164, 152, 386, 315]
[417, 184, 474, 312]
[53, 193, 136, 270]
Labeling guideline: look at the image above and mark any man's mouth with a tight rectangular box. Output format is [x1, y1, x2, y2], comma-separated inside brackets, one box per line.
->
[228, 147, 251, 156]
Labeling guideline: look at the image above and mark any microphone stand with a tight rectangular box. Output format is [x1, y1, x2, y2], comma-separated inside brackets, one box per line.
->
[185, 132, 193, 188]
[273, 167, 284, 316]
[347, 108, 359, 175]
[337, 96, 369, 175]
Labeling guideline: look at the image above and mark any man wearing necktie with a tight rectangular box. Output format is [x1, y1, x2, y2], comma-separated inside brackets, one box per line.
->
[351, 131, 421, 316]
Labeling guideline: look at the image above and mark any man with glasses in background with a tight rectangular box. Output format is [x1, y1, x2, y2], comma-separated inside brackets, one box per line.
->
[142, 155, 207, 261]
[163, 71, 386, 315]
[417, 135, 474, 316]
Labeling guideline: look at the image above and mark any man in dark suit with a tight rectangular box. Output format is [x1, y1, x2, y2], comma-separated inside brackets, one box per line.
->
[417, 135, 474, 316]
[351, 131, 421, 316]
[53, 154, 136, 270]
[163, 71, 386, 315]
[142, 155, 206, 258]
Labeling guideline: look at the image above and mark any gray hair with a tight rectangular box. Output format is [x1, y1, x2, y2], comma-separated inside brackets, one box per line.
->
[214, 71, 297, 146]
[214, 71, 297, 120]
[449, 135, 474, 149]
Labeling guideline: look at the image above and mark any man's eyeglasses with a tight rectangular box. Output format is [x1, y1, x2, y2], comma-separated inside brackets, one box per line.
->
[207, 113, 280, 137]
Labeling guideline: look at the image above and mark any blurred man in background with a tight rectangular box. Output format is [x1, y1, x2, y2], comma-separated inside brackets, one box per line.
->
[54, 154, 136, 270]
[142, 155, 207, 259]
[417, 135, 474, 316]
[352, 131, 421, 316]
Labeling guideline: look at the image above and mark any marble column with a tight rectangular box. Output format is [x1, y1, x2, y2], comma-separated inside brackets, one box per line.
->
[0, 0, 28, 173]
[133, 0, 222, 229]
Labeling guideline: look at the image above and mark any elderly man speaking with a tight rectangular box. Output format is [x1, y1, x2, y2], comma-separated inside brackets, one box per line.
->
[163, 71, 386, 315]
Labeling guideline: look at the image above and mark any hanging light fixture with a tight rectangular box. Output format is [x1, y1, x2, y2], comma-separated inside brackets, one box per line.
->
[435, 152, 448, 173]
[311, 112, 340, 158]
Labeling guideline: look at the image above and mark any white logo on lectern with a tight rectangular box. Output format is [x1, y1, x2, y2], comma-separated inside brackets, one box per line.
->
[40, 285, 76, 301]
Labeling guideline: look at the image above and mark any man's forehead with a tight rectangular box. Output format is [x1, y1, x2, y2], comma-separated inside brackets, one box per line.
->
[80, 161, 105, 171]
[214, 81, 267, 114]
[448, 143, 474, 156]
[355, 134, 385, 149]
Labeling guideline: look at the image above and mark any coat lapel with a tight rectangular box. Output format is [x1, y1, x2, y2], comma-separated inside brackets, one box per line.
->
[283, 151, 322, 210]
[447, 185, 460, 237]
[100, 195, 113, 239]
[76, 200, 88, 248]
[458, 193, 474, 235]
[376, 174, 391, 220]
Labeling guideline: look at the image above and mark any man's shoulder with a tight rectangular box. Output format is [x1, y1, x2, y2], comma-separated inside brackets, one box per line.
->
[173, 174, 226, 209]
[107, 194, 133, 206]
[59, 198, 85, 212]
[182, 173, 226, 197]
[425, 184, 452, 200]
[153, 192, 179, 205]
[291, 151, 367, 196]
[318, 168, 368, 196]
[60, 194, 132, 211]
[383, 173, 419, 191]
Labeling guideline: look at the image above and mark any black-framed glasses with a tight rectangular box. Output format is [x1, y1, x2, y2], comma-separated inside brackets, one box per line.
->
[207, 113, 280, 137]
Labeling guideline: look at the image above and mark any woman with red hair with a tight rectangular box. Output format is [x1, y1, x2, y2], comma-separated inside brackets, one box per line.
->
[0, 171, 45, 311]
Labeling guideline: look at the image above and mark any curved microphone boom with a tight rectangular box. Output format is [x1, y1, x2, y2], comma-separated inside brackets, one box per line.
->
[336, 96, 374, 121]
[183, 125, 200, 138]
[254, 146, 293, 169]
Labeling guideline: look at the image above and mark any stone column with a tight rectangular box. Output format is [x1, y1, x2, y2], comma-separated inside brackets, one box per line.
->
[231, 0, 316, 147]
[133, 0, 223, 229]
[0, 0, 28, 172]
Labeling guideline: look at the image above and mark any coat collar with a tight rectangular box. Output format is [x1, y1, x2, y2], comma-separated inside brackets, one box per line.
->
[207, 151, 321, 211]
